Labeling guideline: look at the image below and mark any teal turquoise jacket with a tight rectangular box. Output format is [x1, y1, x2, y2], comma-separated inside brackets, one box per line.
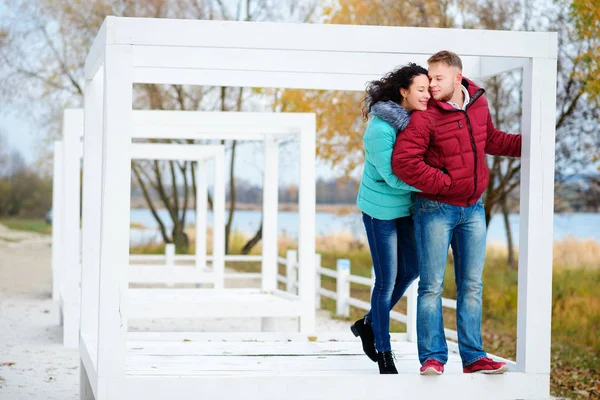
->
[356, 101, 419, 220]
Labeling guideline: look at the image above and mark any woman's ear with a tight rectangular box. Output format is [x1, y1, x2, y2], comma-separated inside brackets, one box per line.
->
[399, 88, 408, 100]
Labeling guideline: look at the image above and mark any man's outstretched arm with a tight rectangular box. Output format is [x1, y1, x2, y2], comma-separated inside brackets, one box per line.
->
[485, 112, 522, 157]
[392, 112, 451, 194]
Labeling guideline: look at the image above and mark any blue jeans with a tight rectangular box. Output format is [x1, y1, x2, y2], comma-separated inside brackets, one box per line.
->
[362, 213, 420, 353]
[413, 197, 487, 366]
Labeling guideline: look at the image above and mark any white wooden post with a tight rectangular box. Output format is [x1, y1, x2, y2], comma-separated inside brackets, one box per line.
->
[195, 162, 208, 275]
[285, 250, 297, 294]
[314, 253, 321, 310]
[212, 148, 226, 289]
[336, 259, 350, 318]
[62, 109, 82, 349]
[51, 141, 64, 303]
[96, 44, 133, 394]
[262, 136, 279, 293]
[80, 71, 104, 365]
[406, 279, 418, 342]
[516, 55, 557, 378]
[298, 119, 316, 332]
[165, 243, 176, 287]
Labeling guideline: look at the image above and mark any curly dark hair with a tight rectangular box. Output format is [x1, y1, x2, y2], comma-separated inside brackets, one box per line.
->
[362, 63, 429, 120]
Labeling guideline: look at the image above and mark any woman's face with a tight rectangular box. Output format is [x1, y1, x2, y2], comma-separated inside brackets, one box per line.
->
[400, 74, 431, 112]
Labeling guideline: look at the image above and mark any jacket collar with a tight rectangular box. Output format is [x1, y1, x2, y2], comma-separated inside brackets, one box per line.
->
[370, 101, 411, 131]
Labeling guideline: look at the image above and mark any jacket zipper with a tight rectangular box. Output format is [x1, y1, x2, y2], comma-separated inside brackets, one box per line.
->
[447, 89, 484, 207]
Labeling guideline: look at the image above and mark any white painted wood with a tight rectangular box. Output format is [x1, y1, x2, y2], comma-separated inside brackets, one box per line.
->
[261, 317, 277, 332]
[479, 57, 526, 79]
[128, 265, 211, 284]
[123, 373, 548, 400]
[285, 250, 297, 294]
[212, 147, 226, 289]
[336, 259, 350, 317]
[130, 110, 315, 131]
[113, 18, 557, 59]
[128, 254, 262, 262]
[80, 335, 98, 399]
[83, 17, 112, 79]
[406, 279, 418, 342]
[130, 143, 224, 161]
[131, 47, 488, 78]
[80, 73, 104, 359]
[96, 44, 133, 390]
[194, 162, 207, 272]
[314, 253, 321, 310]
[298, 117, 316, 333]
[62, 109, 82, 349]
[128, 289, 305, 319]
[261, 137, 279, 292]
[80, 360, 95, 400]
[516, 57, 557, 377]
[164, 243, 175, 288]
[126, 331, 406, 343]
[51, 141, 63, 303]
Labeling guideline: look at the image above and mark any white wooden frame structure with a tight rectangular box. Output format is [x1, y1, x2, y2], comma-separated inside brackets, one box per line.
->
[52, 109, 315, 348]
[127, 142, 226, 287]
[80, 17, 557, 400]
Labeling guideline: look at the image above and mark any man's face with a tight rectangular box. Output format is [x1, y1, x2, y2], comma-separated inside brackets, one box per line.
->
[428, 62, 461, 102]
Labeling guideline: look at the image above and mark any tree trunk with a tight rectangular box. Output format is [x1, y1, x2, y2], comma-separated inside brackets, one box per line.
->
[241, 222, 262, 254]
[172, 226, 190, 253]
[500, 192, 516, 269]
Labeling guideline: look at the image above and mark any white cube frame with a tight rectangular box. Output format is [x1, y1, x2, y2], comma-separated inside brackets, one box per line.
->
[81, 17, 557, 400]
[56, 109, 313, 348]
[127, 142, 226, 287]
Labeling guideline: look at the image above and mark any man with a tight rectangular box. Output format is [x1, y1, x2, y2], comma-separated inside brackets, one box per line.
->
[391, 51, 521, 375]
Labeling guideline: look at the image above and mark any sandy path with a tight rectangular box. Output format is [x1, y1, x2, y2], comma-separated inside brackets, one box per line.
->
[0, 225, 351, 399]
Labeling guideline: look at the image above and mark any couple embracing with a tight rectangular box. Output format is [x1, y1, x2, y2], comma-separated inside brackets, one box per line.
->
[352, 51, 521, 375]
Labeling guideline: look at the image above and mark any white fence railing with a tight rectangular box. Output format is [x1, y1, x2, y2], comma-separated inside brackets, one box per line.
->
[275, 250, 459, 341]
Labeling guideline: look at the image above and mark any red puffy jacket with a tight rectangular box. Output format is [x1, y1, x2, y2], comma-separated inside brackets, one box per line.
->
[392, 78, 521, 207]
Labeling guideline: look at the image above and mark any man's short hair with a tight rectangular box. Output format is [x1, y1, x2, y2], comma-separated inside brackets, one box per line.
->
[428, 51, 463, 71]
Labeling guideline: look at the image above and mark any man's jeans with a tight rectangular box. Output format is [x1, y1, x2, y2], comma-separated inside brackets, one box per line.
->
[362, 213, 420, 353]
[413, 197, 487, 366]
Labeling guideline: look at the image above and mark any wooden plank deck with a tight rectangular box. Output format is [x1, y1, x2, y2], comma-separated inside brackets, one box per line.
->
[80, 333, 547, 400]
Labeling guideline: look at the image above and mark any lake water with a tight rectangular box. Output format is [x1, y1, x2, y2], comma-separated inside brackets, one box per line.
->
[129, 209, 600, 246]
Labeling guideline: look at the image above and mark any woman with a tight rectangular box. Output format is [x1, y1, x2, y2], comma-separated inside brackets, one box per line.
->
[351, 63, 430, 374]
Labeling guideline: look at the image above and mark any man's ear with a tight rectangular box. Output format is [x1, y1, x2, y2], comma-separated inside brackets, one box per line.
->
[456, 71, 463, 86]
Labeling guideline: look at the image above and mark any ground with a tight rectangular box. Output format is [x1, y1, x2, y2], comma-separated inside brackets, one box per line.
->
[0, 224, 351, 399]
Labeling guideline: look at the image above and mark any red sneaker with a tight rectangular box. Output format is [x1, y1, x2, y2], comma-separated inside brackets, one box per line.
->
[463, 357, 508, 374]
[420, 359, 444, 375]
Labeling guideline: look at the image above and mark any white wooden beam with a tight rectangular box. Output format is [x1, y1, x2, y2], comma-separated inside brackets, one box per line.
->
[212, 147, 226, 289]
[261, 136, 279, 293]
[130, 143, 225, 161]
[479, 57, 526, 79]
[113, 17, 557, 59]
[132, 47, 484, 80]
[80, 72, 104, 360]
[96, 45, 133, 393]
[516, 57, 556, 379]
[62, 109, 82, 349]
[298, 117, 317, 333]
[51, 141, 64, 303]
[83, 17, 113, 80]
[195, 161, 208, 272]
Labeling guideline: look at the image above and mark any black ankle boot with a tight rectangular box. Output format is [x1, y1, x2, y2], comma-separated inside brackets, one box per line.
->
[377, 351, 398, 374]
[350, 318, 377, 362]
